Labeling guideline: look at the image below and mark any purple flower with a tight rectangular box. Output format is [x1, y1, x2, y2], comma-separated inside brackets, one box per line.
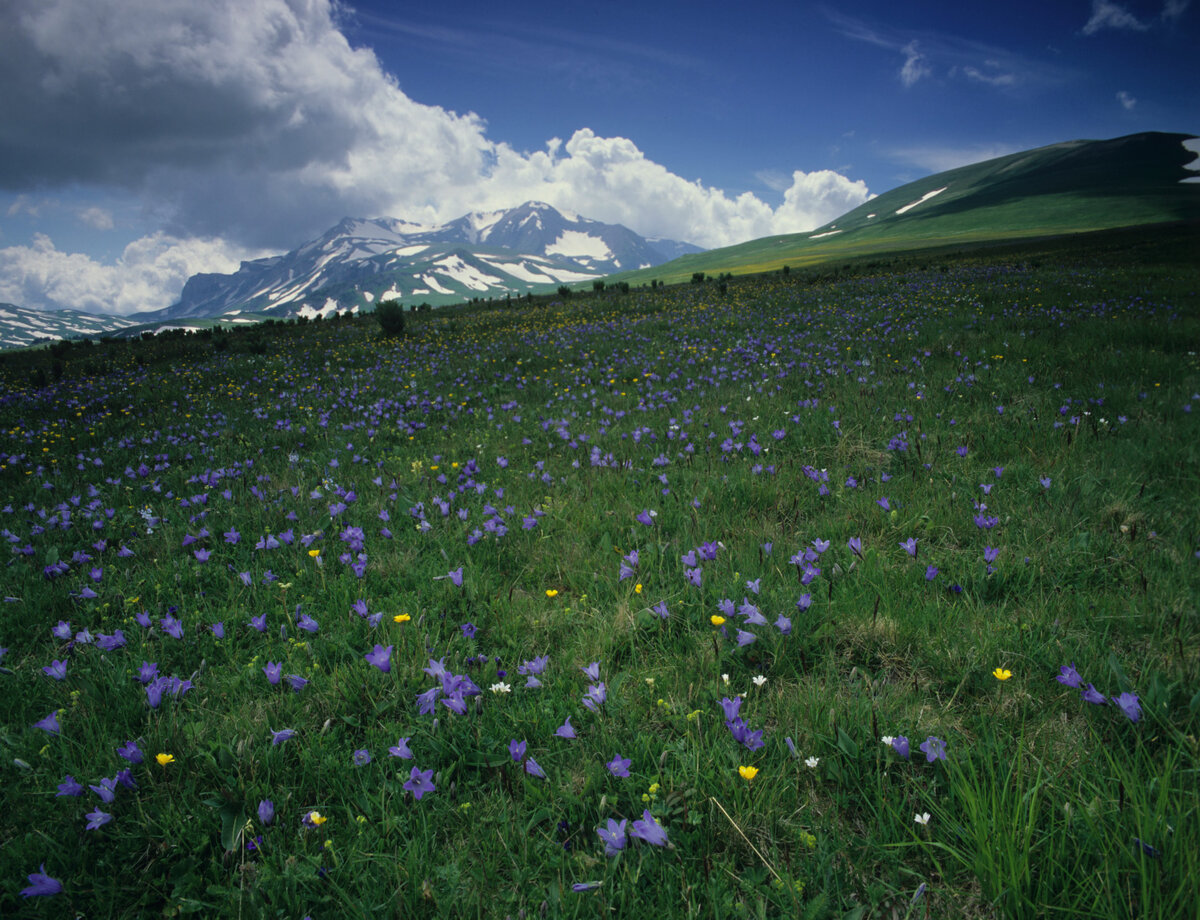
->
[924, 565, 939, 581]
[263, 662, 282, 685]
[774, 614, 792, 634]
[572, 882, 602, 892]
[983, 546, 1000, 564]
[635, 509, 656, 527]
[891, 736, 911, 759]
[1055, 663, 1083, 689]
[194, 548, 210, 563]
[1081, 683, 1106, 705]
[95, 629, 126, 651]
[296, 613, 319, 633]
[1112, 692, 1141, 722]
[285, 674, 308, 692]
[42, 659, 68, 680]
[630, 809, 669, 847]
[524, 758, 546, 779]
[389, 737, 413, 759]
[555, 717, 577, 739]
[365, 644, 393, 673]
[847, 537, 863, 558]
[446, 567, 464, 587]
[258, 799, 274, 825]
[404, 765, 435, 800]
[735, 629, 757, 647]
[117, 740, 143, 764]
[582, 682, 607, 712]
[606, 755, 631, 778]
[684, 566, 703, 587]
[56, 775, 84, 797]
[270, 728, 295, 746]
[20, 864, 63, 898]
[509, 739, 527, 763]
[209, 622, 225, 639]
[89, 778, 117, 803]
[160, 616, 183, 639]
[919, 736, 947, 763]
[85, 808, 112, 830]
[353, 749, 372, 766]
[597, 818, 627, 857]
[137, 660, 159, 684]
[460, 622, 477, 639]
[900, 538, 918, 557]
[52, 620, 72, 640]
[34, 711, 60, 734]
[876, 497, 891, 511]
[581, 662, 601, 681]
[719, 696, 742, 722]
[652, 601, 669, 619]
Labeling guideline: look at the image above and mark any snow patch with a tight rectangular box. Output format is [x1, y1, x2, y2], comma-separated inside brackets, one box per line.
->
[433, 255, 503, 292]
[809, 230, 842, 239]
[378, 286, 403, 303]
[1181, 137, 1200, 183]
[867, 213, 877, 219]
[390, 244, 429, 257]
[420, 274, 454, 295]
[546, 231, 613, 262]
[480, 259, 556, 284]
[896, 186, 948, 215]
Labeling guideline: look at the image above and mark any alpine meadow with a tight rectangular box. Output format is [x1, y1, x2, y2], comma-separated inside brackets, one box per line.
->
[1, 214, 1198, 917]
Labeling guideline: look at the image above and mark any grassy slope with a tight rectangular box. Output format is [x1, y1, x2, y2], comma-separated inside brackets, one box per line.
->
[610, 132, 1200, 285]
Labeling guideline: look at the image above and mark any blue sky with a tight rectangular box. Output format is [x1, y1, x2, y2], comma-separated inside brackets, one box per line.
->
[1, 0, 1195, 314]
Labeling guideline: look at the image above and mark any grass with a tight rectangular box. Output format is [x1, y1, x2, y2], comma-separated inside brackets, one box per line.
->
[0, 233, 1198, 918]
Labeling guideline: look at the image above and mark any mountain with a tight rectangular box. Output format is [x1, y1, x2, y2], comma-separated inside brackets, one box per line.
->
[153, 202, 701, 321]
[607, 131, 1200, 284]
[0, 303, 139, 351]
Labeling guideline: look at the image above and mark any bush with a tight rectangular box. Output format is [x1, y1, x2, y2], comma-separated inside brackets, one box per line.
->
[376, 301, 406, 337]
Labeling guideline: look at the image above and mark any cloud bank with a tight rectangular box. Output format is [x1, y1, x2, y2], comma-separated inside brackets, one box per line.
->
[0, 0, 871, 313]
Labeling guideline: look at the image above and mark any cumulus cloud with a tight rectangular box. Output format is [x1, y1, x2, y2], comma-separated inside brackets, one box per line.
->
[0, 233, 256, 314]
[0, 0, 871, 311]
[77, 207, 115, 230]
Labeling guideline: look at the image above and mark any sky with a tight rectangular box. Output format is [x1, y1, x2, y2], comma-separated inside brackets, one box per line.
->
[0, 0, 1196, 315]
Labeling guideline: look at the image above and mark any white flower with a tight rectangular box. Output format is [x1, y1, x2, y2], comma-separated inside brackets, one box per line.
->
[721, 673, 730, 684]
[489, 682, 511, 694]
[751, 675, 767, 687]
[914, 812, 931, 826]
[805, 756, 820, 769]
[881, 735, 895, 746]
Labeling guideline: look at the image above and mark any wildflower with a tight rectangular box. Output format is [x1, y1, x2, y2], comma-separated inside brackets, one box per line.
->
[607, 755, 632, 778]
[1055, 663, 1083, 688]
[353, 749, 371, 766]
[117, 741, 143, 764]
[774, 614, 792, 634]
[365, 644, 393, 673]
[652, 601, 669, 619]
[85, 808, 112, 830]
[403, 766, 435, 800]
[306, 811, 327, 826]
[20, 864, 63, 898]
[738, 765, 758, 781]
[914, 812, 931, 826]
[490, 681, 512, 693]
[900, 538, 918, 557]
[635, 509, 656, 526]
[630, 809, 669, 847]
[735, 629, 756, 647]
[555, 717, 577, 739]
[572, 881, 603, 892]
[263, 661, 282, 685]
[890, 736, 911, 759]
[42, 660, 68, 680]
[545, 589, 559, 598]
[156, 753, 175, 766]
[285, 674, 308, 692]
[993, 667, 1012, 681]
[525, 759, 546, 779]
[752, 674, 767, 687]
[388, 737, 413, 759]
[597, 818, 627, 856]
[33, 711, 60, 734]
[56, 775, 84, 797]
[924, 565, 939, 581]
[1112, 692, 1141, 722]
[919, 737, 947, 762]
[258, 800, 274, 825]
[1081, 683, 1106, 705]
[710, 615, 726, 626]
[847, 536, 863, 558]
[270, 728, 296, 746]
[806, 757, 820, 769]
[393, 613, 411, 623]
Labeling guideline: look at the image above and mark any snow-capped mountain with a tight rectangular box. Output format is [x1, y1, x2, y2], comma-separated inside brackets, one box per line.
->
[0, 303, 138, 351]
[154, 202, 701, 320]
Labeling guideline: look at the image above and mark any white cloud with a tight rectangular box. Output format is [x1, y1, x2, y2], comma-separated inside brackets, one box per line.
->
[77, 206, 115, 230]
[962, 63, 1016, 87]
[1082, 1, 1151, 34]
[0, 232, 257, 314]
[0, 0, 871, 311]
[899, 41, 932, 87]
[1162, 0, 1191, 24]
[1117, 90, 1138, 109]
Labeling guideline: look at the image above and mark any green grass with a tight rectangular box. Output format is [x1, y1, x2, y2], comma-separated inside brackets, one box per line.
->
[0, 232, 1198, 918]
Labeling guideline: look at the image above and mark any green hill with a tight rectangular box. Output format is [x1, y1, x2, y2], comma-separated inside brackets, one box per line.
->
[609, 131, 1200, 284]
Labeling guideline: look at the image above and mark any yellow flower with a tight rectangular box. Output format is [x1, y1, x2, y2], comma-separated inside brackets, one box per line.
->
[710, 615, 726, 626]
[308, 549, 321, 557]
[634, 583, 642, 594]
[393, 613, 411, 623]
[545, 589, 559, 598]
[308, 811, 327, 826]
[738, 765, 759, 782]
[156, 753, 175, 766]
[993, 667, 1013, 681]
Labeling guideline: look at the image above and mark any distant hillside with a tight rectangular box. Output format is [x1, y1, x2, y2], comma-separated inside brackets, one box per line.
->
[608, 132, 1200, 284]
[0, 303, 138, 351]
